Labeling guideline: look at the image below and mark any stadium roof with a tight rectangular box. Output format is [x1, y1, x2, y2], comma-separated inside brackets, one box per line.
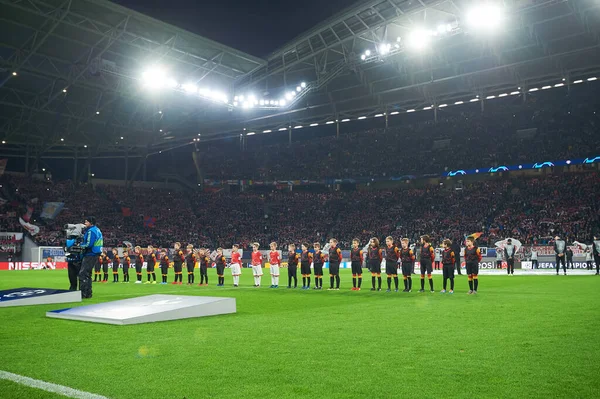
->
[1, 0, 600, 161]
[0, 0, 264, 160]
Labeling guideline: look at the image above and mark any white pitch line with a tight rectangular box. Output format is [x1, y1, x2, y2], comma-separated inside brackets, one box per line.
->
[0, 370, 110, 399]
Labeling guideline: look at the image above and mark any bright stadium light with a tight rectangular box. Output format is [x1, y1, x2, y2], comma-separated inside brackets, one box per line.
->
[407, 109, 416, 112]
[423, 106, 432, 110]
[341, 118, 350, 122]
[486, 95, 496, 99]
[498, 93, 508, 97]
[438, 104, 448, 108]
[246, 132, 255, 136]
[573, 79, 583, 84]
[554, 83, 565, 87]
[326, 121, 335, 124]
[466, 3, 505, 32]
[379, 43, 391, 55]
[375, 114, 384, 117]
[294, 125, 303, 129]
[285, 92, 293, 100]
[529, 87, 539, 92]
[390, 111, 399, 115]
[280, 99, 287, 106]
[361, 54, 366, 60]
[588, 77, 598, 81]
[358, 116, 367, 120]
[296, 86, 302, 92]
[263, 130, 272, 133]
[470, 98, 479, 102]
[454, 101, 464, 105]
[279, 127, 287, 131]
[310, 123, 319, 127]
[183, 83, 198, 94]
[436, 24, 452, 35]
[166, 78, 178, 89]
[510, 91, 520, 95]
[542, 85, 552, 90]
[301, 82, 307, 88]
[406, 29, 433, 50]
[365, 50, 371, 56]
[259, 100, 265, 106]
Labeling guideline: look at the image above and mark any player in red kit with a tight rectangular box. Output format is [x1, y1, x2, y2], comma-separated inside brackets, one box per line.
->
[111, 248, 120, 283]
[419, 235, 435, 293]
[251, 243, 263, 287]
[350, 239, 364, 291]
[464, 237, 482, 294]
[269, 242, 281, 288]
[230, 244, 242, 287]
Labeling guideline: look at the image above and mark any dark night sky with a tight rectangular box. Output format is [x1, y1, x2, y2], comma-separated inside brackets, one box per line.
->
[114, 0, 358, 57]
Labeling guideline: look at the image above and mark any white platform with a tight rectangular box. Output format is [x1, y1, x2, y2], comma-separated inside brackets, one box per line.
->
[0, 288, 81, 308]
[46, 294, 236, 325]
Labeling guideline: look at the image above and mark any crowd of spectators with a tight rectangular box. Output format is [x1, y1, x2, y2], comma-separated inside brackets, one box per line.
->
[2, 170, 598, 251]
[198, 89, 600, 181]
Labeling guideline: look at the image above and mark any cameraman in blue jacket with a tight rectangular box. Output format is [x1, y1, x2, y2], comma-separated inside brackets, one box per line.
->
[78, 216, 103, 299]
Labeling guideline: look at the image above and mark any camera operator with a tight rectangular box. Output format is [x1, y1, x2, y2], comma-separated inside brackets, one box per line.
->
[78, 216, 104, 299]
[64, 223, 85, 291]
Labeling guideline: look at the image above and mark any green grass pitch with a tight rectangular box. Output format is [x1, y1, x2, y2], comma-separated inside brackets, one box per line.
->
[0, 269, 599, 399]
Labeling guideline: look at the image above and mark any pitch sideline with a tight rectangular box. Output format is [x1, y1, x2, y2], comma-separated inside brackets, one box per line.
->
[0, 370, 109, 399]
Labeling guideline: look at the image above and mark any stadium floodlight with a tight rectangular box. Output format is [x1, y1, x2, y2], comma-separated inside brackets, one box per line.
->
[588, 77, 598, 81]
[438, 104, 448, 108]
[475, 169, 479, 173]
[542, 85, 552, 90]
[183, 83, 198, 94]
[1, 140, 5, 144]
[573, 80, 583, 84]
[375, 114, 384, 117]
[62, 88, 67, 93]
[358, 116, 367, 120]
[454, 101, 464, 105]
[234, 96, 239, 101]
[486, 95, 496, 99]
[296, 86, 302, 92]
[12, 71, 17, 76]
[554, 83, 565, 87]
[310, 123, 319, 127]
[407, 109, 416, 112]
[436, 24, 452, 35]
[274, 101, 280, 106]
[406, 29, 433, 50]
[529, 87, 539, 92]
[361, 54, 366, 60]
[246, 132, 255, 136]
[470, 98, 479, 102]
[379, 43, 391, 55]
[498, 93, 508, 97]
[279, 127, 287, 131]
[263, 130, 272, 133]
[96, 111, 100, 115]
[301, 82, 307, 88]
[326, 121, 335, 124]
[365, 50, 371, 56]
[510, 91, 520, 95]
[279, 99, 287, 106]
[390, 111, 400, 115]
[466, 3, 505, 32]
[84, 145, 87, 148]
[394, 43, 400, 49]
[259, 100, 265, 106]
[233, 101, 238, 106]
[341, 118, 350, 122]
[159, 129, 163, 132]
[423, 106, 432, 110]
[285, 92, 293, 100]
[60, 138, 64, 141]
[294, 125, 303, 129]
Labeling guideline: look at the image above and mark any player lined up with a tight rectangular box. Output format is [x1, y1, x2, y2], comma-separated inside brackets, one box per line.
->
[98, 237, 481, 294]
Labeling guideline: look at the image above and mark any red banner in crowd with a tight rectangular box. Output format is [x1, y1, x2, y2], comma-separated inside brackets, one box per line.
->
[0, 262, 68, 270]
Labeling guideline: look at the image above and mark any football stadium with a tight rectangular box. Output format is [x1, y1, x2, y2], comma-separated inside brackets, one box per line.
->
[1, 0, 600, 398]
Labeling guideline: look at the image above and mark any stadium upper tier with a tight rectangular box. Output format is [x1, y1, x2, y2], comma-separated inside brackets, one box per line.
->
[3, 171, 598, 251]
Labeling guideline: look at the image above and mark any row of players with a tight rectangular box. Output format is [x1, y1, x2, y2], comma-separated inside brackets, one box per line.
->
[92, 235, 483, 294]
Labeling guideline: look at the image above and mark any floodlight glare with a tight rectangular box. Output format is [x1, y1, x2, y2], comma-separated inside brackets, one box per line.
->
[285, 92, 293, 100]
[280, 99, 286, 106]
[183, 83, 198, 94]
[301, 82, 307, 88]
[259, 100, 265, 106]
[361, 54, 366, 60]
[296, 86, 302, 92]
[407, 29, 433, 50]
[365, 50, 371, 56]
[379, 43, 391, 55]
[466, 3, 505, 32]
[141, 67, 168, 89]
[166, 78, 178, 88]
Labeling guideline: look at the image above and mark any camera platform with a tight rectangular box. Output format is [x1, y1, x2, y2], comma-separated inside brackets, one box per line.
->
[0, 287, 81, 307]
[46, 294, 236, 325]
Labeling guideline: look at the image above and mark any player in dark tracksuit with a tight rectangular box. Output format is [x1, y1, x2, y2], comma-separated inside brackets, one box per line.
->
[441, 239, 456, 294]
[101, 252, 110, 282]
[399, 238, 415, 293]
[185, 245, 197, 284]
[199, 249, 210, 286]
[121, 251, 131, 283]
[566, 247, 574, 269]
[350, 239, 364, 291]
[111, 249, 120, 283]
[328, 239, 343, 290]
[419, 235, 435, 293]
[594, 236, 600, 275]
[135, 246, 144, 283]
[368, 238, 383, 291]
[464, 237, 482, 295]
[172, 242, 185, 284]
[159, 251, 170, 284]
[384, 236, 400, 292]
[93, 253, 102, 282]
[300, 243, 313, 290]
[313, 243, 326, 290]
[215, 248, 226, 286]
[146, 246, 157, 283]
[287, 244, 299, 288]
